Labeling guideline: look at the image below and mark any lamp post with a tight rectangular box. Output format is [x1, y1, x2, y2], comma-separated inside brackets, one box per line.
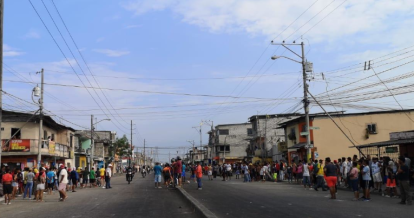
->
[270, 41, 313, 162]
[90, 116, 110, 171]
[32, 69, 44, 170]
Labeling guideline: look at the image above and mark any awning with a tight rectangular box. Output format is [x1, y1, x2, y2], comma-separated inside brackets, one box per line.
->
[288, 142, 307, 149]
[349, 138, 414, 149]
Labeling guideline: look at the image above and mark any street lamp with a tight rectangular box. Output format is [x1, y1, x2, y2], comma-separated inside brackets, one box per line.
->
[90, 116, 111, 171]
[32, 69, 44, 170]
[270, 41, 313, 162]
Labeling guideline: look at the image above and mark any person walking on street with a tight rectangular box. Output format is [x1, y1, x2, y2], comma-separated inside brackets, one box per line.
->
[58, 165, 68, 202]
[70, 168, 78, 192]
[397, 156, 412, 205]
[105, 164, 113, 189]
[196, 162, 203, 190]
[349, 162, 360, 201]
[314, 160, 327, 191]
[324, 157, 338, 199]
[2, 168, 13, 205]
[154, 162, 163, 189]
[23, 168, 34, 200]
[362, 160, 371, 201]
[303, 161, 311, 189]
[90, 167, 96, 188]
[99, 167, 106, 188]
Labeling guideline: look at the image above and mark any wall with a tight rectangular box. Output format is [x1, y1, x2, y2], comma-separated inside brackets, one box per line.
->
[313, 112, 414, 161]
[2, 122, 57, 140]
[216, 123, 251, 161]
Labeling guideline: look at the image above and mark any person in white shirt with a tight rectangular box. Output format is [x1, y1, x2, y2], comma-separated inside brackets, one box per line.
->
[58, 165, 68, 202]
[342, 157, 348, 186]
[371, 158, 382, 192]
[105, 164, 112, 189]
[303, 161, 311, 189]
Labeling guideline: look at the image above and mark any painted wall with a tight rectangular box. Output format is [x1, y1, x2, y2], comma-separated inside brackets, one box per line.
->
[313, 112, 414, 161]
[216, 123, 252, 160]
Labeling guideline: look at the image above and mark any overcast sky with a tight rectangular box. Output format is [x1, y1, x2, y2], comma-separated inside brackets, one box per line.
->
[4, 0, 414, 162]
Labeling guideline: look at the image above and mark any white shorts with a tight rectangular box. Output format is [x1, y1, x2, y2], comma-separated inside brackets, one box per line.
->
[373, 172, 382, 183]
[37, 184, 45, 190]
[208, 171, 212, 176]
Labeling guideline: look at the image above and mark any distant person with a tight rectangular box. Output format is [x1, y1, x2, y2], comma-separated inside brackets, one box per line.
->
[397, 156, 412, 205]
[2, 168, 13, 205]
[58, 165, 68, 202]
[196, 162, 203, 190]
[105, 164, 112, 189]
[153, 162, 162, 188]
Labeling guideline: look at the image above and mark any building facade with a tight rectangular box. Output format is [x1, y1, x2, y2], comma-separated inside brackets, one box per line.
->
[280, 110, 414, 163]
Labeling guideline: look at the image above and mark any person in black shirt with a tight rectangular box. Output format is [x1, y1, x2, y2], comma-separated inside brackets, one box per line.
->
[397, 156, 412, 205]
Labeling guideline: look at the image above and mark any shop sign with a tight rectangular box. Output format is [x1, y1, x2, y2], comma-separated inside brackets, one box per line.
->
[49, 141, 55, 155]
[2, 139, 31, 152]
[385, 147, 398, 153]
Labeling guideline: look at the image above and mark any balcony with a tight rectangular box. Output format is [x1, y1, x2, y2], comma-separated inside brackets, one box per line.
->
[1, 139, 70, 158]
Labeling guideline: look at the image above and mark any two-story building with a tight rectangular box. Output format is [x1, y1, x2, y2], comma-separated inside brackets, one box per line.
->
[279, 109, 414, 163]
[248, 114, 299, 163]
[210, 123, 252, 164]
[1, 110, 75, 169]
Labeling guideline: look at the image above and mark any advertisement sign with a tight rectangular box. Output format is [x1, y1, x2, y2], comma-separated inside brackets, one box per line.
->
[49, 141, 55, 155]
[2, 139, 31, 152]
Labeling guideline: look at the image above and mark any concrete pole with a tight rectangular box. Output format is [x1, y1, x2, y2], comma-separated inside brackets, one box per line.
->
[301, 42, 311, 162]
[0, 0, 4, 167]
[130, 120, 132, 167]
[90, 114, 94, 171]
[37, 69, 44, 170]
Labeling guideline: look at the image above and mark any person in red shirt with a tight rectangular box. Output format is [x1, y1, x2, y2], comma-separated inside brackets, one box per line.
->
[196, 163, 203, 190]
[2, 168, 13, 205]
[174, 156, 183, 187]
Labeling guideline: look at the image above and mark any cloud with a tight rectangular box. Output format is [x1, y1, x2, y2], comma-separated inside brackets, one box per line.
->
[93, 49, 130, 57]
[125, 24, 143, 29]
[23, 29, 41, 39]
[121, 0, 414, 45]
[4, 44, 25, 57]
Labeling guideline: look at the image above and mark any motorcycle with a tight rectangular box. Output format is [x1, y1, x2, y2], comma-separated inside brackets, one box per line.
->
[141, 169, 147, 178]
[126, 172, 133, 184]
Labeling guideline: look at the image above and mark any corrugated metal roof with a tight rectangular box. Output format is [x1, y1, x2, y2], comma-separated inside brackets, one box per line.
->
[350, 139, 414, 148]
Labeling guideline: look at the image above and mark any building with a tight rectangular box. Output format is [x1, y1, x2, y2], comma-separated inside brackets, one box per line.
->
[279, 109, 414, 163]
[74, 130, 116, 170]
[1, 110, 75, 169]
[248, 114, 299, 164]
[210, 123, 252, 164]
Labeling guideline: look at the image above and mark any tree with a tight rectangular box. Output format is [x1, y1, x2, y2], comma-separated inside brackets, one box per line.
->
[114, 135, 131, 158]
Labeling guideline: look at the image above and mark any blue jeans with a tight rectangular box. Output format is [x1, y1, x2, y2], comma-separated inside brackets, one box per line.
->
[24, 182, 33, 198]
[303, 176, 311, 186]
[105, 176, 111, 188]
[314, 176, 327, 190]
[287, 172, 292, 182]
[197, 178, 202, 188]
[244, 174, 249, 182]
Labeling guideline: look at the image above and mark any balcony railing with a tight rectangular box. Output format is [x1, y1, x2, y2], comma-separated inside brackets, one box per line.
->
[1, 139, 70, 158]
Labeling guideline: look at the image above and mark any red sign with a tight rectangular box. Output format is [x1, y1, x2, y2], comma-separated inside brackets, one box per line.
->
[2, 139, 31, 152]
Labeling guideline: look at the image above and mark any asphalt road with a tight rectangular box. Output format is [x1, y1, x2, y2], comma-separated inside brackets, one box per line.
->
[182, 175, 413, 218]
[0, 174, 203, 218]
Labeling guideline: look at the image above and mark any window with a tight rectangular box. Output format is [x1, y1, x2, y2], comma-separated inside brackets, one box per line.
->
[367, 124, 377, 134]
[301, 124, 307, 133]
[219, 129, 229, 135]
[247, 128, 253, 136]
[288, 128, 296, 140]
[11, 128, 21, 139]
[51, 134, 55, 141]
[219, 145, 230, 152]
[43, 130, 47, 140]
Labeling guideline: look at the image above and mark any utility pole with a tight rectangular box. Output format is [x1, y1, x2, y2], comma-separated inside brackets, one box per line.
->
[143, 139, 146, 166]
[270, 41, 312, 162]
[264, 115, 268, 162]
[130, 120, 132, 167]
[37, 68, 44, 170]
[300, 42, 312, 162]
[0, 0, 4, 168]
[90, 114, 94, 171]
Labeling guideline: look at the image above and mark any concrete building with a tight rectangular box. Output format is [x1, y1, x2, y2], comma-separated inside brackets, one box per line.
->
[74, 130, 116, 170]
[1, 110, 75, 169]
[211, 123, 252, 164]
[248, 114, 300, 164]
[279, 109, 414, 163]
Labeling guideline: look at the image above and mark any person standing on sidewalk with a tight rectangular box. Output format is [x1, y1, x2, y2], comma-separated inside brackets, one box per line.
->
[105, 164, 112, 189]
[154, 162, 162, 189]
[2, 168, 13, 205]
[23, 168, 34, 200]
[314, 160, 327, 191]
[349, 162, 360, 201]
[361, 160, 371, 201]
[303, 161, 311, 189]
[58, 165, 68, 202]
[324, 158, 338, 200]
[196, 162, 203, 190]
[397, 156, 412, 205]
[89, 167, 96, 188]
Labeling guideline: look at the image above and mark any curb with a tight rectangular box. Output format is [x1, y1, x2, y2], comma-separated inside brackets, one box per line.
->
[176, 187, 218, 218]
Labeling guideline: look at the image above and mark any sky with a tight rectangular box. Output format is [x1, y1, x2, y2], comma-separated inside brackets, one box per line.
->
[3, 0, 414, 162]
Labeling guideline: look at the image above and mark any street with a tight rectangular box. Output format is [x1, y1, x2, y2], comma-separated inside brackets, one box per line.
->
[0, 174, 203, 218]
[181, 175, 413, 218]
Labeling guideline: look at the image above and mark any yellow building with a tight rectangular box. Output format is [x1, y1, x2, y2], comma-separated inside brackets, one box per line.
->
[279, 109, 414, 163]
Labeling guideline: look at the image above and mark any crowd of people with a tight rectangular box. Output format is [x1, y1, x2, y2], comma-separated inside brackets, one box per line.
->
[198, 154, 412, 205]
[1, 163, 114, 205]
